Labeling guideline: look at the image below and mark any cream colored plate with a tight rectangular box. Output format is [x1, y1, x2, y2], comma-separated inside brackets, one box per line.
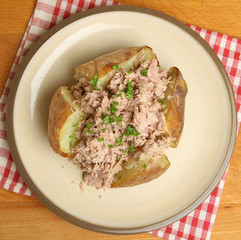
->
[6, 6, 236, 233]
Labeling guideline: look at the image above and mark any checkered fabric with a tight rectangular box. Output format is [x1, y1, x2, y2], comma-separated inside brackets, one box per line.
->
[0, 1, 240, 239]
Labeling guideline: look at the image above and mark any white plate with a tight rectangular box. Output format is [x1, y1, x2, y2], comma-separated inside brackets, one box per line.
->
[6, 6, 236, 233]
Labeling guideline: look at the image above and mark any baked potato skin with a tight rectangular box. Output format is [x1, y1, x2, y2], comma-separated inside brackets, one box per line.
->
[48, 87, 70, 157]
[73, 46, 156, 82]
[163, 67, 188, 147]
[48, 86, 75, 157]
[111, 156, 170, 188]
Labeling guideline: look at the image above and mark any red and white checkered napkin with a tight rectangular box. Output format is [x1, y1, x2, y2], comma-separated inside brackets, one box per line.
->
[0, 0, 240, 239]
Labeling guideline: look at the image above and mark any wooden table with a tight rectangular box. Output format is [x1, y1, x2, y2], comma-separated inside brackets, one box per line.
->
[0, 0, 241, 239]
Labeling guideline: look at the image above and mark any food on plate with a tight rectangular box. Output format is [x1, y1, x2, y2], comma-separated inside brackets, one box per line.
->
[111, 154, 170, 188]
[161, 67, 188, 147]
[48, 46, 187, 189]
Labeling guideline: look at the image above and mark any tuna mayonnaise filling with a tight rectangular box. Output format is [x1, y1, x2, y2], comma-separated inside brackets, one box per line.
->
[71, 58, 171, 188]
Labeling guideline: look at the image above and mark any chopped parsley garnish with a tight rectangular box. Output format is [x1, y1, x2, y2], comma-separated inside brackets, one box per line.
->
[140, 69, 148, 76]
[116, 136, 123, 145]
[127, 70, 132, 74]
[69, 135, 77, 147]
[157, 98, 166, 106]
[103, 113, 116, 124]
[86, 121, 95, 134]
[143, 163, 147, 168]
[102, 113, 123, 126]
[101, 128, 106, 132]
[72, 123, 78, 127]
[116, 115, 123, 126]
[98, 138, 104, 142]
[127, 142, 135, 153]
[107, 101, 119, 113]
[108, 144, 114, 149]
[112, 65, 119, 70]
[114, 93, 121, 98]
[137, 157, 140, 161]
[82, 172, 86, 181]
[118, 175, 122, 180]
[116, 156, 120, 161]
[123, 80, 134, 99]
[90, 74, 100, 90]
[125, 125, 140, 137]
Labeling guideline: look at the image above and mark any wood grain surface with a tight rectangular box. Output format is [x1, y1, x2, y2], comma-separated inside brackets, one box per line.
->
[0, 0, 241, 239]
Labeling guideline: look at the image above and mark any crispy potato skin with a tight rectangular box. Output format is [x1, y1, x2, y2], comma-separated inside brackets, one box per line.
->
[111, 158, 170, 188]
[48, 86, 72, 157]
[74, 46, 151, 80]
[165, 67, 188, 147]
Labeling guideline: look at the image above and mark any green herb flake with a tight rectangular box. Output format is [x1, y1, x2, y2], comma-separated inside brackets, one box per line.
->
[102, 113, 123, 125]
[112, 65, 119, 70]
[103, 114, 110, 124]
[69, 135, 77, 148]
[103, 113, 116, 124]
[108, 144, 114, 149]
[116, 156, 120, 161]
[125, 125, 140, 137]
[140, 69, 148, 76]
[137, 157, 140, 161]
[90, 73, 100, 90]
[118, 175, 122, 180]
[116, 115, 123, 126]
[101, 128, 106, 132]
[108, 101, 119, 113]
[114, 93, 121, 98]
[127, 70, 132, 74]
[72, 123, 78, 127]
[116, 136, 123, 145]
[157, 98, 166, 106]
[123, 80, 134, 99]
[143, 163, 147, 168]
[98, 138, 104, 142]
[127, 142, 135, 153]
[86, 121, 95, 134]
[112, 102, 119, 113]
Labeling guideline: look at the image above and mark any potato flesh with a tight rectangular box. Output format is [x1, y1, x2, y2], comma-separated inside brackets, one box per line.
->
[59, 88, 85, 154]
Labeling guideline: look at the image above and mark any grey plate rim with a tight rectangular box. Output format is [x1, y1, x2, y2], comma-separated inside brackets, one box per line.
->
[6, 5, 237, 234]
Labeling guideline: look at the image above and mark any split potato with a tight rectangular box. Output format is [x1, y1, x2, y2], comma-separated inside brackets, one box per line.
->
[48, 86, 85, 157]
[111, 154, 170, 188]
[73, 46, 156, 88]
[48, 46, 187, 188]
[161, 67, 188, 147]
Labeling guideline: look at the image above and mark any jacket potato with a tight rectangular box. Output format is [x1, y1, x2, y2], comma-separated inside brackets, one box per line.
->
[48, 46, 187, 188]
